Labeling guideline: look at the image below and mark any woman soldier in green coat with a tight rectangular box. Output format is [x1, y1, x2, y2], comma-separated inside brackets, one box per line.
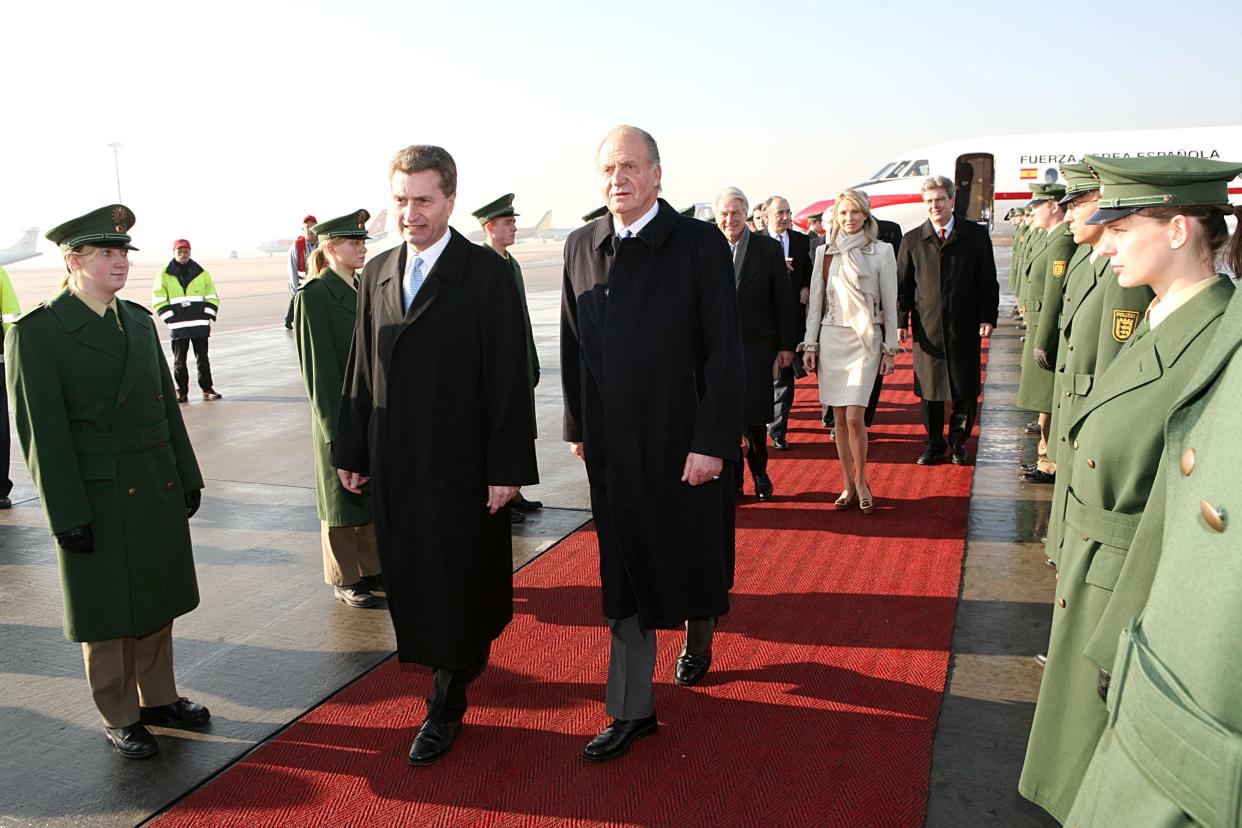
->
[1018, 156, 1242, 823]
[1066, 211, 1242, 828]
[293, 210, 382, 609]
[5, 205, 209, 759]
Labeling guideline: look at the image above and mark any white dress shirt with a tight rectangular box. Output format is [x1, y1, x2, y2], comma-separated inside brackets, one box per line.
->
[612, 200, 660, 238]
[769, 228, 790, 258]
[407, 227, 452, 277]
[932, 215, 956, 240]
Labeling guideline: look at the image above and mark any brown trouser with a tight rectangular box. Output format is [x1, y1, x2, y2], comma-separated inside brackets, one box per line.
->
[321, 522, 381, 586]
[82, 623, 179, 728]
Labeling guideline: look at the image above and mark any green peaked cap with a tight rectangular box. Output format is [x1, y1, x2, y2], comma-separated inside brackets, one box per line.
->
[311, 209, 371, 239]
[1027, 182, 1067, 207]
[1086, 155, 1242, 210]
[46, 204, 138, 252]
[1058, 162, 1099, 202]
[582, 205, 608, 223]
[472, 193, 518, 226]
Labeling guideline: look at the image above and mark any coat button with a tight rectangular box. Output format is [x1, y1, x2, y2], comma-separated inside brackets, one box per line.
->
[1200, 501, 1227, 533]
[1086, 459, 1096, 469]
[1081, 535, 1089, 542]
[1060, 436, 1067, 442]
[156, 394, 163, 401]
[1073, 440, 1079, 450]
[166, 481, 175, 489]
[1180, 448, 1196, 477]
[127, 487, 137, 496]
[1068, 345, 1074, 351]
[1059, 598, 1067, 608]
[1065, 391, 1072, 397]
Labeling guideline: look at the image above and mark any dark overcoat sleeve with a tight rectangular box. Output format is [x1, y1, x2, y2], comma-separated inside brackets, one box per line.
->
[332, 262, 377, 475]
[974, 226, 1000, 327]
[560, 249, 584, 443]
[478, 251, 539, 485]
[896, 229, 918, 330]
[768, 240, 798, 351]
[691, 229, 745, 460]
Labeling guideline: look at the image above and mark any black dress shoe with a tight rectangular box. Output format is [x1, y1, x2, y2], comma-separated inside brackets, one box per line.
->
[140, 697, 211, 728]
[754, 474, 773, 502]
[916, 448, 946, 465]
[408, 719, 462, 765]
[511, 493, 542, 512]
[1019, 463, 1038, 472]
[827, 427, 835, 442]
[674, 651, 712, 686]
[950, 444, 968, 465]
[1034, 653, 1048, 667]
[202, 389, 222, 401]
[509, 509, 526, 525]
[1024, 421, 1041, 434]
[1022, 469, 1056, 484]
[334, 583, 379, 608]
[105, 723, 159, 759]
[582, 713, 658, 762]
[176, 391, 189, 404]
[770, 435, 789, 450]
[0, 496, 11, 509]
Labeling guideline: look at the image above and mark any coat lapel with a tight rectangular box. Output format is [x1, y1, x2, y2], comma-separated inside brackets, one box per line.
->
[49, 290, 127, 363]
[115, 302, 155, 406]
[734, 229, 755, 291]
[403, 230, 464, 327]
[376, 243, 407, 328]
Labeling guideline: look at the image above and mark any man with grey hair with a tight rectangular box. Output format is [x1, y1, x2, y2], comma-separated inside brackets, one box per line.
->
[716, 187, 797, 503]
[896, 175, 998, 465]
[334, 144, 539, 766]
[562, 125, 743, 762]
[765, 195, 812, 450]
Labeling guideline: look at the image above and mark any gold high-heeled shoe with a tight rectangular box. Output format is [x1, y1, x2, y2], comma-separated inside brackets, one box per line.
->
[859, 490, 875, 514]
[834, 491, 855, 511]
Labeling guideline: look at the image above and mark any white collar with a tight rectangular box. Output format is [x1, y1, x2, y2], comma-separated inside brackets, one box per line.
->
[768, 227, 788, 240]
[407, 228, 452, 275]
[1147, 276, 1218, 329]
[612, 200, 660, 238]
[932, 215, 955, 237]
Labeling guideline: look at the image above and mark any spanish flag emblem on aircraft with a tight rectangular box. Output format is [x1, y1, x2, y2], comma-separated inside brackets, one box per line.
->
[1020, 168, 1038, 180]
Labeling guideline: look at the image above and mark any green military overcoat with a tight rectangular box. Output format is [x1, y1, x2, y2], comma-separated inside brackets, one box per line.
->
[4, 289, 203, 642]
[1010, 224, 1030, 295]
[1017, 227, 1047, 309]
[1017, 223, 1076, 412]
[1045, 253, 1153, 565]
[1065, 286, 1242, 828]
[1019, 276, 1234, 822]
[293, 268, 373, 527]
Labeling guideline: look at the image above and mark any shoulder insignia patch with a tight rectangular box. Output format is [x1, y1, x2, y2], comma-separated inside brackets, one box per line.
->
[1112, 309, 1140, 342]
[1052, 260, 1067, 278]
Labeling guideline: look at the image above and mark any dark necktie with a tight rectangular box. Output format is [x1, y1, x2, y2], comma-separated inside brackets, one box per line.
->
[104, 306, 124, 335]
[939, 227, 947, 242]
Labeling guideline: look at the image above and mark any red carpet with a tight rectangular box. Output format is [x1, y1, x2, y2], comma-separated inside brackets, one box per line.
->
[155, 352, 978, 828]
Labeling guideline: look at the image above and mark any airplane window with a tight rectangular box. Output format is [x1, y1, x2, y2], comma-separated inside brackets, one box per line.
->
[870, 162, 900, 180]
[908, 160, 930, 177]
[890, 161, 912, 178]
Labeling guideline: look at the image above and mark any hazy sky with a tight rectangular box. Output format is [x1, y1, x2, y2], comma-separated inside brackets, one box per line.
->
[4, 0, 1239, 263]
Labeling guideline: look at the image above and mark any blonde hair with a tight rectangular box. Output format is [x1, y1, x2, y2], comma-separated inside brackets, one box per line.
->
[830, 189, 879, 243]
[58, 246, 101, 290]
[310, 237, 361, 278]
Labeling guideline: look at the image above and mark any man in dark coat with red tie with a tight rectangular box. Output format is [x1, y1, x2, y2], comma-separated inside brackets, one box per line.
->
[562, 125, 744, 762]
[333, 144, 538, 767]
[896, 175, 998, 465]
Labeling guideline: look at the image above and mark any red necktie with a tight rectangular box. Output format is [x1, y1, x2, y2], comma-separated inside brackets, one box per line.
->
[939, 227, 947, 242]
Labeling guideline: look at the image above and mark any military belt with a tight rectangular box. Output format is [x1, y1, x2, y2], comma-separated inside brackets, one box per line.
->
[73, 421, 170, 455]
[1109, 623, 1242, 828]
[1065, 489, 1142, 549]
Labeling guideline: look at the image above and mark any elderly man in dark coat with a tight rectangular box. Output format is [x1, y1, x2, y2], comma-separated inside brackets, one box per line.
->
[897, 175, 999, 465]
[562, 125, 744, 762]
[333, 145, 538, 767]
[714, 186, 797, 501]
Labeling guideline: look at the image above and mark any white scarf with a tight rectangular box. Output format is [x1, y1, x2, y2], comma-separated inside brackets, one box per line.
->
[825, 230, 873, 342]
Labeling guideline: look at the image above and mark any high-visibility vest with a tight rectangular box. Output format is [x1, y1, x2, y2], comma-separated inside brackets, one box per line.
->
[152, 265, 219, 340]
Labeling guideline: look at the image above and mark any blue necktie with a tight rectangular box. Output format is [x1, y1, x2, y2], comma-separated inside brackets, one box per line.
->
[402, 255, 425, 312]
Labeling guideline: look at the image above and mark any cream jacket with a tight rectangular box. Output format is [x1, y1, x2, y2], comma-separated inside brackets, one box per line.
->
[802, 238, 899, 354]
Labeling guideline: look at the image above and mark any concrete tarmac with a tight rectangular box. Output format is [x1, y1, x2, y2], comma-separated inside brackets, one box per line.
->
[0, 241, 1058, 826]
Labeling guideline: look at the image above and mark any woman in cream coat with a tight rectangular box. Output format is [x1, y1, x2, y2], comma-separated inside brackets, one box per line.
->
[801, 190, 898, 513]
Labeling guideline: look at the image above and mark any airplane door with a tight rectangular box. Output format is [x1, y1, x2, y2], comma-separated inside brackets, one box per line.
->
[954, 153, 995, 228]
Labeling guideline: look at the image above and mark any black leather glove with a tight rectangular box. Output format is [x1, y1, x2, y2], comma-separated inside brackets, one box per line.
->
[1034, 348, 1052, 371]
[56, 525, 94, 554]
[185, 489, 201, 519]
[1097, 668, 1111, 703]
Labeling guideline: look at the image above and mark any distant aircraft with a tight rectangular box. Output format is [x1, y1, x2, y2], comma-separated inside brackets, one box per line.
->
[794, 125, 1242, 236]
[257, 209, 388, 256]
[467, 210, 573, 243]
[0, 227, 41, 266]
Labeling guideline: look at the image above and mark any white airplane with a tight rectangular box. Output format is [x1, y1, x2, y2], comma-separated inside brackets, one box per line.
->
[0, 227, 41, 266]
[468, 210, 573, 243]
[256, 209, 389, 255]
[795, 125, 1242, 236]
